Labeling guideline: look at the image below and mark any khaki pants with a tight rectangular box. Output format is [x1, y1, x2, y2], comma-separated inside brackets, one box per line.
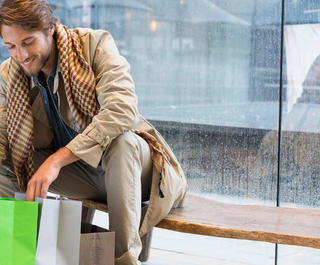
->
[0, 131, 152, 265]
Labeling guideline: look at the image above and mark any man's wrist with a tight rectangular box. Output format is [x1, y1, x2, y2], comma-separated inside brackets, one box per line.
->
[49, 147, 80, 168]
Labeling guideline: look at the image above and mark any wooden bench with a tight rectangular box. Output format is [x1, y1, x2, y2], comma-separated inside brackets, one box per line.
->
[80, 193, 320, 259]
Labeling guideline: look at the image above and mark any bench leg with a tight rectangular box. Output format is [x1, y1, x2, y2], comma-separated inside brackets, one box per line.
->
[81, 206, 95, 224]
[138, 228, 153, 262]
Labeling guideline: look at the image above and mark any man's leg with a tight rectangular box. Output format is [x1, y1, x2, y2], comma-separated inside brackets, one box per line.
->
[102, 131, 152, 265]
[0, 160, 20, 198]
[34, 130, 153, 265]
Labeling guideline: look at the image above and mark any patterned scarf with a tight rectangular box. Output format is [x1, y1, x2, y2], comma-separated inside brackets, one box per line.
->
[7, 23, 98, 191]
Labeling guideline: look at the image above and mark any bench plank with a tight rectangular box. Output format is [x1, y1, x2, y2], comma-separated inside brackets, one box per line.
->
[79, 194, 320, 249]
[157, 195, 320, 249]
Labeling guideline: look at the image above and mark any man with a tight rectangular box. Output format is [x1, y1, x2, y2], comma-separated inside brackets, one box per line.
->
[0, 0, 187, 264]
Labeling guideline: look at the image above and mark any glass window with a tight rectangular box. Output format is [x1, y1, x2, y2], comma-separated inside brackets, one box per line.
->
[281, 0, 320, 208]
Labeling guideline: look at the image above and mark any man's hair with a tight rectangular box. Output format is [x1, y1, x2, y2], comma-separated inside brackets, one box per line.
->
[0, 0, 58, 35]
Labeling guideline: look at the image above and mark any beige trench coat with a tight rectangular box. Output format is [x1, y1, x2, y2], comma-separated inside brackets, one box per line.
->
[0, 27, 187, 237]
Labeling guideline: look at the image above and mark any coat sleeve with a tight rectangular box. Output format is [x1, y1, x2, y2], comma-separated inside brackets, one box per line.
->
[0, 60, 9, 165]
[66, 31, 139, 167]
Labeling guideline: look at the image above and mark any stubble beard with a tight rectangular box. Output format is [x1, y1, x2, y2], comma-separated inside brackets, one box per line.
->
[20, 41, 52, 77]
[21, 53, 50, 77]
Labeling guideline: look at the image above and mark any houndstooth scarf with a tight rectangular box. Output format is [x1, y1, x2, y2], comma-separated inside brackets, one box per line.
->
[7, 23, 98, 191]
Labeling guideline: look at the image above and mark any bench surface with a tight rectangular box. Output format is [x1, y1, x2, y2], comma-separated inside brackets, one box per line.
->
[80, 194, 320, 249]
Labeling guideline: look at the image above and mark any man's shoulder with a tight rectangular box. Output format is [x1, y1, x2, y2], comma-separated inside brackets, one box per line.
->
[71, 27, 116, 61]
[0, 58, 11, 71]
[0, 58, 11, 93]
[0, 58, 11, 82]
[72, 27, 111, 42]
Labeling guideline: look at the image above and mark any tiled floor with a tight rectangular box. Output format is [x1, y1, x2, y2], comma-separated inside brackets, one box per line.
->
[143, 248, 244, 265]
[142, 228, 274, 265]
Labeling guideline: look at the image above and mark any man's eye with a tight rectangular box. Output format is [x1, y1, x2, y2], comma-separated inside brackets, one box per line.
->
[7, 45, 14, 50]
[24, 40, 34, 46]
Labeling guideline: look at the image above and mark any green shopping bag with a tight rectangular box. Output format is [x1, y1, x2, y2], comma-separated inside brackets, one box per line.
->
[0, 198, 38, 265]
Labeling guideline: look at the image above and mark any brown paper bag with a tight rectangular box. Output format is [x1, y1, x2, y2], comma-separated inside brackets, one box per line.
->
[80, 223, 115, 265]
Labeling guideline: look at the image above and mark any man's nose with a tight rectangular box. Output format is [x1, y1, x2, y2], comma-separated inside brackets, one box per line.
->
[15, 46, 29, 63]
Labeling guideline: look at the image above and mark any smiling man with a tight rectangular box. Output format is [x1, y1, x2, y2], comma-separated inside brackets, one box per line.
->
[2, 24, 55, 77]
[0, 0, 187, 264]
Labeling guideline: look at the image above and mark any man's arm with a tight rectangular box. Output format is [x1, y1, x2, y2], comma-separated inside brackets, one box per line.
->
[65, 30, 139, 167]
[25, 147, 79, 201]
[0, 60, 11, 168]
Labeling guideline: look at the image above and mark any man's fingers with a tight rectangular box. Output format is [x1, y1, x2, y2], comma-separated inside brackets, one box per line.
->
[35, 182, 42, 199]
[40, 183, 49, 199]
[26, 179, 49, 201]
[25, 181, 36, 201]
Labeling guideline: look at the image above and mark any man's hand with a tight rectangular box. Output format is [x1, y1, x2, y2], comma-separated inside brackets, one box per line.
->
[25, 157, 61, 201]
[25, 147, 79, 201]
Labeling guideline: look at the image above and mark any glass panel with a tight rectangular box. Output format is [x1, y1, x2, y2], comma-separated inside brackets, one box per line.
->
[280, 0, 320, 208]
[129, 0, 281, 206]
[279, 0, 320, 264]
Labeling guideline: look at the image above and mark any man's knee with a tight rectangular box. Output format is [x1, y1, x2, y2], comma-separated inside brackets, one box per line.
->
[111, 131, 138, 151]
[104, 131, 139, 161]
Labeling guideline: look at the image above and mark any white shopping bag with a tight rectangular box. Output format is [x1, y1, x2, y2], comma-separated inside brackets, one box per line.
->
[15, 193, 82, 265]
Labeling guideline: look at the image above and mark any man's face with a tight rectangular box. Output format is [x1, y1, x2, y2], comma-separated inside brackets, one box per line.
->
[1, 24, 54, 77]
